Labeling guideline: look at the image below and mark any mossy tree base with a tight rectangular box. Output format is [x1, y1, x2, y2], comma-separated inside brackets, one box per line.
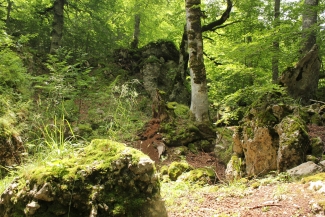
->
[160, 102, 216, 151]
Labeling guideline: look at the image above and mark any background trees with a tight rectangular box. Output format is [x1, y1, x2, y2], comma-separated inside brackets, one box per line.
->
[0, 0, 324, 123]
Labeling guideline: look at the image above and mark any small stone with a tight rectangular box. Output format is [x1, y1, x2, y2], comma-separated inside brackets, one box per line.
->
[34, 182, 54, 201]
[25, 201, 40, 215]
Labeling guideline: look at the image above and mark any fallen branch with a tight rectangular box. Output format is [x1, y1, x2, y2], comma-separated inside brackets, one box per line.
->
[249, 204, 282, 209]
[310, 99, 325, 104]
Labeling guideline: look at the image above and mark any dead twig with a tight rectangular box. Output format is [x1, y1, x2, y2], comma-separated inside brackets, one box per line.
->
[249, 204, 282, 209]
[310, 99, 325, 104]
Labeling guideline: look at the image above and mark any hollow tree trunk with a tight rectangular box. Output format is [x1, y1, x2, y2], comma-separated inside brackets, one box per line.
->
[279, 44, 320, 105]
[50, 0, 65, 54]
[280, 0, 320, 105]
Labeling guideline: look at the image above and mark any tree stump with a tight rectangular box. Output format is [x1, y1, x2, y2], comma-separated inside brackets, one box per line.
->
[279, 44, 320, 105]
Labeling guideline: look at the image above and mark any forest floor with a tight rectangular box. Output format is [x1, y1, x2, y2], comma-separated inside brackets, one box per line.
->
[136, 122, 325, 217]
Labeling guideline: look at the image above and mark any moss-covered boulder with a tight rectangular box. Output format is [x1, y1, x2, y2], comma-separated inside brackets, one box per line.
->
[215, 127, 236, 164]
[275, 115, 310, 171]
[0, 139, 167, 217]
[182, 167, 216, 185]
[226, 92, 312, 179]
[167, 161, 193, 181]
[310, 137, 324, 158]
[225, 155, 244, 180]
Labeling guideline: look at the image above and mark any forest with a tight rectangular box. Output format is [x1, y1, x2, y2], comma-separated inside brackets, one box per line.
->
[1, 0, 325, 216]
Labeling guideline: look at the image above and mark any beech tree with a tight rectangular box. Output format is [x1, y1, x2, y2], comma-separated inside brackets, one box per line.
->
[184, 0, 232, 122]
[185, 0, 208, 122]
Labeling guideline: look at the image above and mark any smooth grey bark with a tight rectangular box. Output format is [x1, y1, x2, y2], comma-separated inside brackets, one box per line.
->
[186, 0, 209, 122]
[302, 0, 318, 55]
[131, 14, 141, 49]
[50, 0, 65, 54]
[272, 0, 280, 83]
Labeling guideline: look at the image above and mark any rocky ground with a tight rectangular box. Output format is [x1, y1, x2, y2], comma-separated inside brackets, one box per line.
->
[162, 180, 325, 217]
[136, 122, 325, 217]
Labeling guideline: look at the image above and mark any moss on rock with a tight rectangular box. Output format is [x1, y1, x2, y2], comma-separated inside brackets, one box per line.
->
[310, 137, 324, 158]
[0, 139, 167, 217]
[302, 173, 325, 183]
[168, 161, 193, 181]
[183, 167, 216, 185]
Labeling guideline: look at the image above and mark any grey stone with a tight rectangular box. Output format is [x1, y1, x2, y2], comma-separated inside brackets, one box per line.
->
[287, 161, 322, 176]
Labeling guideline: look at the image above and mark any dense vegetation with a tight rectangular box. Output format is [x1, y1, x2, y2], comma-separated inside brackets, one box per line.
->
[0, 0, 325, 186]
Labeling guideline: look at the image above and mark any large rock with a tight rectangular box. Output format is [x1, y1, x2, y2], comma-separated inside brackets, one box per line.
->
[276, 115, 310, 171]
[287, 161, 323, 177]
[114, 41, 190, 104]
[0, 139, 167, 217]
[240, 127, 278, 176]
[226, 92, 312, 179]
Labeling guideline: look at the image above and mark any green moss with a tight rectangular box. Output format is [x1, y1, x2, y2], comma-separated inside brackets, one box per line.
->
[143, 55, 161, 64]
[184, 167, 216, 185]
[172, 146, 188, 156]
[215, 128, 234, 164]
[230, 155, 242, 174]
[278, 115, 309, 149]
[113, 203, 125, 216]
[245, 127, 254, 139]
[306, 155, 318, 163]
[250, 181, 260, 189]
[77, 123, 93, 138]
[166, 102, 190, 119]
[168, 161, 193, 181]
[160, 165, 169, 175]
[256, 109, 277, 126]
[199, 140, 213, 152]
[301, 173, 325, 183]
[26, 139, 147, 184]
[166, 102, 178, 109]
[311, 113, 321, 125]
[310, 137, 323, 157]
[188, 143, 198, 154]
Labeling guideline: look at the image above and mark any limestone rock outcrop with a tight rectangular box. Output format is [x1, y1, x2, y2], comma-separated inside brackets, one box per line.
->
[226, 92, 313, 179]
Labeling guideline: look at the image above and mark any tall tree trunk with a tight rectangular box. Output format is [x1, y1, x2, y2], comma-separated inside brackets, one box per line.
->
[301, 0, 318, 55]
[50, 0, 65, 54]
[272, 0, 280, 83]
[186, 0, 209, 122]
[130, 14, 141, 49]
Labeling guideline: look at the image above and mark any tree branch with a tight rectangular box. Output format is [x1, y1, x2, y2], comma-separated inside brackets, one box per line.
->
[203, 52, 222, 66]
[202, 0, 233, 32]
[209, 20, 241, 31]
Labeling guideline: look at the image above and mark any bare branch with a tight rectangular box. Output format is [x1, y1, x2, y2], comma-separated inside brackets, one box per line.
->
[202, 0, 233, 32]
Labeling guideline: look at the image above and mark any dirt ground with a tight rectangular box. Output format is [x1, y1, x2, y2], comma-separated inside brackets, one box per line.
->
[135, 121, 325, 217]
[165, 181, 325, 217]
